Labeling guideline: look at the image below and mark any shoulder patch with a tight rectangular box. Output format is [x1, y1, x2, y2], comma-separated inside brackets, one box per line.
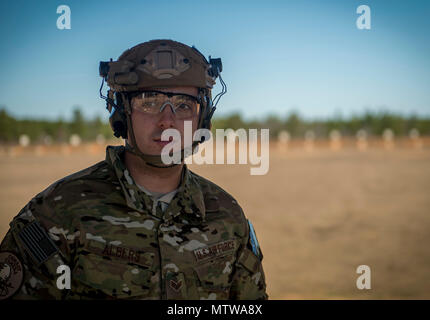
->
[18, 221, 59, 265]
[247, 219, 262, 259]
[0, 251, 24, 300]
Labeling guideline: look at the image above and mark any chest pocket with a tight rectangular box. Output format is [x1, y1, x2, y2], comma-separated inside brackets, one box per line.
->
[72, 239, 156, 299]
[193, 253, 235, 300]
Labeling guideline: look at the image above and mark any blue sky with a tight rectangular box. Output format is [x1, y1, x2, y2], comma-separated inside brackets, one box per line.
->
[0, 0, 429, 121]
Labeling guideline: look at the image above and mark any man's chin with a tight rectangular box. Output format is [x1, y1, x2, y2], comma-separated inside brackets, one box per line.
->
[133, 141, 184, 157]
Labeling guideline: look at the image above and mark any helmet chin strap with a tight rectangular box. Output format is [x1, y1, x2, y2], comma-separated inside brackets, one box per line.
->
[123, 96, 199, 169]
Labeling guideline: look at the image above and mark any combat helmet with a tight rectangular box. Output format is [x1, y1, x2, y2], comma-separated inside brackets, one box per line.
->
[99, 39, 226, 167]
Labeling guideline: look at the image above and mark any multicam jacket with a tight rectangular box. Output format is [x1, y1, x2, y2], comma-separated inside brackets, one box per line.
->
[0, 146, 268, 300]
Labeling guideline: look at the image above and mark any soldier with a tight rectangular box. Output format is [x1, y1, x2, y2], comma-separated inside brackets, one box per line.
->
[0, 39, 268, 300]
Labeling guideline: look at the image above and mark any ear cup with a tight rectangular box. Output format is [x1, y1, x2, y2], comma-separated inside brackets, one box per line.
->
[198, 95, 214, 143]
[109, 107, 128, 139]
[206, 95, 216, 129]
[109, 92, 128, 139]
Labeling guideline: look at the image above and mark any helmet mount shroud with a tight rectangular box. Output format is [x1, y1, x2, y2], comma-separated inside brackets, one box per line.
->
[99, 39, 226, 168]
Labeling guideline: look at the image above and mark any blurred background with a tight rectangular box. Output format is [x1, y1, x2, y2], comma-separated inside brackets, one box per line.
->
[1, 0, 429, 299]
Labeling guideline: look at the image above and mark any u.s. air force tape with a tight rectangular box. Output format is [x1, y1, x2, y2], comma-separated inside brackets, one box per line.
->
[18, 221, 59, 265]
[247, 219, 261, 259]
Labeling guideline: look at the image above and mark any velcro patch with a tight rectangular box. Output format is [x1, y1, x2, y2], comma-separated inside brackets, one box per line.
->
[237, 248, 260, 274]
[18, 221, 59, 265]
[193, 240, 236, 262]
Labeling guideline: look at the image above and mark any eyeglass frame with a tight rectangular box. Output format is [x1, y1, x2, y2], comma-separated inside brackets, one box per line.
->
[128, 90, 202, 119]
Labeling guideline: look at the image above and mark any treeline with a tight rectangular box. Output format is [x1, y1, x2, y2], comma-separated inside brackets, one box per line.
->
[212, 111, 430, 138]
[0, 108, 112, 144]
[1, 107, 430, 144]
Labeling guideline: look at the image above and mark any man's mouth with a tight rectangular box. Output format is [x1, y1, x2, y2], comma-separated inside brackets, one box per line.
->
[153, 136, 174, 146]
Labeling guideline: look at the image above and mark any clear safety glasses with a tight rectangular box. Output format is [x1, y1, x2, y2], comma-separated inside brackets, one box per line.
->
[131, 91, 201, 120]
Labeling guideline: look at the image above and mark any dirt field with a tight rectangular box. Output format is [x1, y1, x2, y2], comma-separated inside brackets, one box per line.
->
[1, 143, 429, 299]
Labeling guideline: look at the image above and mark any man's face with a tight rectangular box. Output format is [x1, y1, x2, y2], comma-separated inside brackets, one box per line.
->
[128, 86, 200, 155]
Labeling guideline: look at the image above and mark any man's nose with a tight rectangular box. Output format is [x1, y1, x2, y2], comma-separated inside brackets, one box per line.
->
[157, 102, 176, 128]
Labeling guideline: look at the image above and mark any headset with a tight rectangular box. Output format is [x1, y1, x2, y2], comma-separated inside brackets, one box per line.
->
[99, 56, 226, 143]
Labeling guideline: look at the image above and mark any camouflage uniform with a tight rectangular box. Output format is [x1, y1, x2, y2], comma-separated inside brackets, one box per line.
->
[0, 146, 268, 300]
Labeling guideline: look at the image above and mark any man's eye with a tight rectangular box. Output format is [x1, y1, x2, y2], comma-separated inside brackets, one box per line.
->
[177, 103, 191, 110]
[141, 101, 156, 107]
[140, 102, 158, 112]
[143, 92, 158, 98]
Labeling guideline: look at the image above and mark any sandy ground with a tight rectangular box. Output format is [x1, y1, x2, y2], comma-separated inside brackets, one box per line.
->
[1, 144, 429, 299]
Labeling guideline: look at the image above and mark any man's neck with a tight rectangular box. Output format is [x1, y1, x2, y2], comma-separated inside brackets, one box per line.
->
[124, 150, 183, 194]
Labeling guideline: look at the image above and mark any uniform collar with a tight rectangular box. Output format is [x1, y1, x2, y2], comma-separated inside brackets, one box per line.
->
[136, 183, 178, 204]
[105, 145, 206, 222]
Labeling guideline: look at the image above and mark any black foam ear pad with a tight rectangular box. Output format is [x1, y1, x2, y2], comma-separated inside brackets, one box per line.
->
[200, 95, 213, 129]
[198, 96, 215, 143]
[109, 107, 128, 139]
[109, 92, 128, 139]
